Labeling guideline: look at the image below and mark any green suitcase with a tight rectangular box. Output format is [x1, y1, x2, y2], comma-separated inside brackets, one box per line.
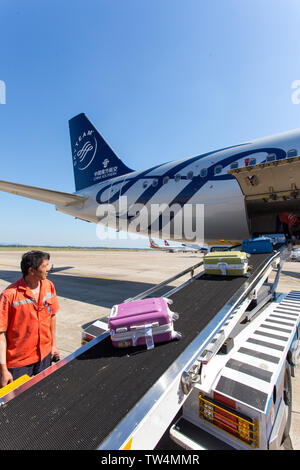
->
[203, 251, 249, 276]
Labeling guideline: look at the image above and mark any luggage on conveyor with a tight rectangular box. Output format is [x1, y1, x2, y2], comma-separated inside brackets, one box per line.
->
[109, 297, 181, 349]
[260, 234, 286, 245]
[242, 237, 273, 254]
[203, 251, 249, 276]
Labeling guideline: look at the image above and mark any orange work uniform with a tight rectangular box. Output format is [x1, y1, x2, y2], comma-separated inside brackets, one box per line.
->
[278, 212, 300, 228]
[0, 277, 59, 368]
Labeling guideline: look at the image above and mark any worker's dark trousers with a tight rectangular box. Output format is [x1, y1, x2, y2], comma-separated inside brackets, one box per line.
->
[8, 353, 51, 380]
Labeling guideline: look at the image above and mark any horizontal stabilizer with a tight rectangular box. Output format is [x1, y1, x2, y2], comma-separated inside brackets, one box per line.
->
[0, 180, 87, 207]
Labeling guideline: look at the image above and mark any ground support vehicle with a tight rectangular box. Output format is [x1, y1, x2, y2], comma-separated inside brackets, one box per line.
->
[0, 246, 298, 450]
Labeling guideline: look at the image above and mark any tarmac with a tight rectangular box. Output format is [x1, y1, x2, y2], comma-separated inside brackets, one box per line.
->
[0, 248, 299, 450]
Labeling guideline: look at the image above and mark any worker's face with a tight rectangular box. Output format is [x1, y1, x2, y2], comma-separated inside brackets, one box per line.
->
[30, 259, 50, 280]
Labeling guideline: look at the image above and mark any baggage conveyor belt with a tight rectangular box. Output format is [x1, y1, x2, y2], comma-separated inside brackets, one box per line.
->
[0, 252, 274, 450]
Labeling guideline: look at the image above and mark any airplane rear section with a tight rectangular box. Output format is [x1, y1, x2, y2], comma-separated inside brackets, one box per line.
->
[229, 155, 300, 237]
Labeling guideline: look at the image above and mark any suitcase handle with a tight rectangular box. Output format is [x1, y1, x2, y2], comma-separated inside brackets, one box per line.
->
[110, 305, 118, 318]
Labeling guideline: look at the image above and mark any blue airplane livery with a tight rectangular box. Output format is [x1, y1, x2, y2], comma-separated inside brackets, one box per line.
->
[0, 113, 299, 244]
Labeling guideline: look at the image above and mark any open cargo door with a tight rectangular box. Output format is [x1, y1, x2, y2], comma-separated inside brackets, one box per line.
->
[228, 156, 300, 235]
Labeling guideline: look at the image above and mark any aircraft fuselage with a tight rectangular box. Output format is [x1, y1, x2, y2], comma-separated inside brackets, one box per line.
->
[57, 128, 300, 243]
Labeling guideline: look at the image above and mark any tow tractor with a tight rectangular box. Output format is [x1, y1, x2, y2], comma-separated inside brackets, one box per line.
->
[0, 241, 298, 451]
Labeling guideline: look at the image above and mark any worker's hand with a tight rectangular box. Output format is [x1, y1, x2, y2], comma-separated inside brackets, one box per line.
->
[51, 346, 60, 362]
[0, 367, 13, 388]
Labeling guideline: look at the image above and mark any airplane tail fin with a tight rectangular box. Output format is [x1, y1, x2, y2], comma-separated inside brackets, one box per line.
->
[69, 113, 134, 191]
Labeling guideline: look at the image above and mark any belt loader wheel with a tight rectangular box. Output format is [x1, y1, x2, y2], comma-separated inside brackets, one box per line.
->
[282, 361, 292, 444]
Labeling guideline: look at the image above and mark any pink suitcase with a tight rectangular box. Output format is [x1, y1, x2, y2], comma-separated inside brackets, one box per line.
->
[109, 297, 181, 349]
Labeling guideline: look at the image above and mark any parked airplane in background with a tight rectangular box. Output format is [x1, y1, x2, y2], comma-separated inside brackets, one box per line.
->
[163, 240, 200, 253]
[175, 241, 207, 252]
[149, 239, 199, 253]
[0, 113, 299, 244]
[149, 239, 174, 252]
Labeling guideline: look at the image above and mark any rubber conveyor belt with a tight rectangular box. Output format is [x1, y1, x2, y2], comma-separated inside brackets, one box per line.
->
[0, 253, 270, 450]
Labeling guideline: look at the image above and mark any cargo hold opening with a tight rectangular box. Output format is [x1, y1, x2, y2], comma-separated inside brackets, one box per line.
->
[228, 156, 300, 238]
[246, 199, 300, 238]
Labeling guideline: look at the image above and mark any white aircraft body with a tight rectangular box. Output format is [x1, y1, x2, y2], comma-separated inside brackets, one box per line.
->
[163, 240, 200, 252]
[149, 239, 174, 252]
[149, 239, 199, 253]
[179, 242, 207, 252]
[0, 113, 299, 244]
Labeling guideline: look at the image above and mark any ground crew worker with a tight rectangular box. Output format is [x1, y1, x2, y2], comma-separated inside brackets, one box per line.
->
[277, 212, 300, 239]
[0, 251, 60, 388]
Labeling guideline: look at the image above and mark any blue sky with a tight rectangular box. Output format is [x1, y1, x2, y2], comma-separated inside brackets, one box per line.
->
[0, 0, 300, 247]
